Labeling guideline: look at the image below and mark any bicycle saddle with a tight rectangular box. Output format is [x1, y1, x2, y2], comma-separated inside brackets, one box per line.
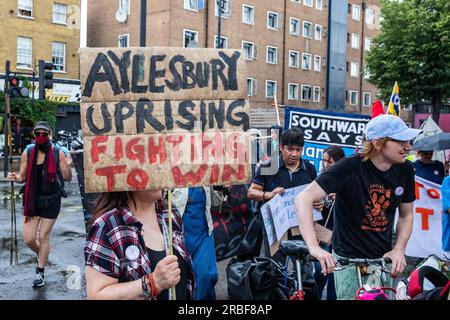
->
[280, 240, 310, 259]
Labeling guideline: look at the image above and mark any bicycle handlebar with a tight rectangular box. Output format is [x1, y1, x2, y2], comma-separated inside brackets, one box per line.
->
[335, 256, 392, 268]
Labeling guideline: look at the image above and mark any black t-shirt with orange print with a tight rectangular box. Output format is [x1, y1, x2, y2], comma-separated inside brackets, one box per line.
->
[315, 154, 415, 259]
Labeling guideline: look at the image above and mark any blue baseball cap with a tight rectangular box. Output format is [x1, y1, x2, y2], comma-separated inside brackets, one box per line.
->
[365, 115, 422, 141]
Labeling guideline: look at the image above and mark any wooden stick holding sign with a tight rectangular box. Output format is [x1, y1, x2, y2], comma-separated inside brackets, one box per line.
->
[274, 95, 281, 127]
[167, 189, 176, 300]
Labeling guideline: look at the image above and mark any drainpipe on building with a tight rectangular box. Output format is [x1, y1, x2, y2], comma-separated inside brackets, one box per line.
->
[205, 0, 209, 47]
[281, 0, 287, 107]
[359, 0, 366, 113]
[140, 0, 147, 47]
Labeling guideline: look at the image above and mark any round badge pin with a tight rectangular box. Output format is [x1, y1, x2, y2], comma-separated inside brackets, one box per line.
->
[125, 245, 140, 261]
[434, 170, 439, 175]
[395, 186, 404, 196]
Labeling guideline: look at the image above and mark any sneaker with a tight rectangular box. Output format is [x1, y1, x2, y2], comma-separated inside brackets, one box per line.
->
[32, 272, 45, 287]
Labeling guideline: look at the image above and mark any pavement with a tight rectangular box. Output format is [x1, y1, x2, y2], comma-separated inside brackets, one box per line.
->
[0, 166, 230, 300]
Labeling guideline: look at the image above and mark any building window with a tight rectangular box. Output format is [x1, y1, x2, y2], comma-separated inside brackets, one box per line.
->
[247, 78, 257, 96]
[349, 91, 358, 105]
[215, 0, 230, 17]
[53, 3, 67, 24]
[52, 42, 65, 71]
[17, 37, 32, 69]
[291, 0, 300, 3]
[184, 0, 200, 11]
[301, 85, 312, 101]
[352, 5, 361, 21]
[18, 0, 33, 17]
[314, 55, 321, 72]
[303, 21, 313, 38]
[242, 41, 255, 60]
[290, 18, 300, 35]
[313, 86, 320, 102]
[214, 35, 228, 48]
[315, 24, 322, 41]
[288, 83, 299, 100]
[365, 37, 372, 51]
[302, 53, 312, 70]
[119, 0, 130, 15]
[118, 33, 130, 47]
[351, 33, 360, 49]
[363, 92, 371, 107]
[316, 0, 323, 10]
[266, 80, 277, 98]
[364, 67, 371, 80]
[266, 46, 278, 64]
[350, 62, 359, 77]
[243, 5, 254, 24]
[289, 50, 299, 68]
[304, 0, 313, 7]
[366, 9, 374, 25]
[267, 11, 279, 30]
[183, 29, 198, 48]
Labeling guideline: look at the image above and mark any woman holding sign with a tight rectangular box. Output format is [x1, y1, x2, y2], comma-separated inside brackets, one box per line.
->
[84, 189, 194, 300]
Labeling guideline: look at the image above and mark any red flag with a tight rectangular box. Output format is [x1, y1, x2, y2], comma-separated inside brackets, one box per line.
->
[371, 99, 385, 119]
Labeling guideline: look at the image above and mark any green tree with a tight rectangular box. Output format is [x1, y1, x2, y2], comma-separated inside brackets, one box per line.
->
[366, 0, 450, 123]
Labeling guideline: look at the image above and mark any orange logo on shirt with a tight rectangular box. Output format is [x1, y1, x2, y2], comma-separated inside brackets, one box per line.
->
[362, 184, 391, 232]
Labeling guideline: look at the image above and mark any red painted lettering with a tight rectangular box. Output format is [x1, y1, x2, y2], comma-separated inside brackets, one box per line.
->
[125, 138, 145, 164]
[202, 132, 223, 162]
[427, 188, 440, 199]
[172, 165, 208, 186]
[416, 207, 434, 230]
[190, 135, 198, 163]
[96, 165, 127, 192]
[209, 165, 220, 184]
[91, 136, 108, 164]
[148, 136, 167, 164]
[415, 181, 424, 200]
[127, 168, 149, 190]
[166, 134, 184, 164]
[221, 164, 246, 182]
[225, 133, 246, 164]
[114, 137, 123, 161]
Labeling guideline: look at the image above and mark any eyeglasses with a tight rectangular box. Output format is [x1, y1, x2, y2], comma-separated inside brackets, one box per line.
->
[34, 131, 49, 137]
[385, 138, 413, 147]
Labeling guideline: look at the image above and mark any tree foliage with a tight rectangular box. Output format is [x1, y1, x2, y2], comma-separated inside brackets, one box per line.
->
[367, 0, 450, 122]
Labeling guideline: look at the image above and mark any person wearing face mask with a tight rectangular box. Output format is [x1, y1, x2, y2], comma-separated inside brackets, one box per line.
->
[7, 121, 72, 288]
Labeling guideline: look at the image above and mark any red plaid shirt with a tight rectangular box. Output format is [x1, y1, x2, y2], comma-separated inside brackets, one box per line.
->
[84, 205, 194, 299]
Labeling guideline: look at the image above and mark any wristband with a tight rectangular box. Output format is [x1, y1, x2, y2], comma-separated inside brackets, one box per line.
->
[262, 192, 267, 201]
[149, 272, 160, 298]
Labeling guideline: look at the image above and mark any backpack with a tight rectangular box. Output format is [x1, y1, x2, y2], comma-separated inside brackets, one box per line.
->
[409, 266, 450, 300]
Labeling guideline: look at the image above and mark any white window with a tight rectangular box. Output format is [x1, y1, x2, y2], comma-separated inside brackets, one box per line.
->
[349, 91, 358, 105]
[314, 55, 321, 72]
[18, 0, 33, 17]
[266, 46, 278, 64]
[53, 3, 67, 24]
[118, 33, 130, 47]
[302, 53, 312, 70]
[313, 86, 320, 102]
[214, 35, 228, 48]
[289, 50, 299, 68]
[364, 37, 372, 51]
[184, 0, 199, 11]
[119, 0, 130, 15]
[364, 67, 371, 80]
[247, 78, 257, 96]
[363, 92, 371, 107]
[304, 0, 313, 7]
[351, 33, 360, 49]
[301, 85, 311, 101]
[17, 37, 32, 69]
[350, 62, 359, 77]
[183, 29, 198, 47]
[291, 0, 300, 3]
[265, 80, 277, 98]
[315, 24, 322, 41]
[267, 11, 279, 30]
[352, 5, 361, 21]
[52, 42, 65, 71]
[316, 0, 323, 10]
[290, 18, 300, 35]
[288, 83, 299, 100]
[215, 0, 230, 17]
[242, 41, 255, 60]
[303, 21, 313, 38]
[243, 5, 254, 24]
[366, 9, 374, 25]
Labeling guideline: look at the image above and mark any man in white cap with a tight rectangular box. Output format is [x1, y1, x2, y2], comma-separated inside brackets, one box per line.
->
[295, 114, 422, 299]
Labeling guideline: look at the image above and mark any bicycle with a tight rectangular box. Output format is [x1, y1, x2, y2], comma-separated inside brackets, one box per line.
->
[334, 256, 396, 300]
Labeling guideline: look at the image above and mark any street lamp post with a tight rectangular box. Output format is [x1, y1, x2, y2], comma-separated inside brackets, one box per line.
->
[217, 0, 223, 48]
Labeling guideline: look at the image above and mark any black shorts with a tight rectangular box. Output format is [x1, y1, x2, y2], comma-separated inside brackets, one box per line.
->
[35, 194, 62, 220]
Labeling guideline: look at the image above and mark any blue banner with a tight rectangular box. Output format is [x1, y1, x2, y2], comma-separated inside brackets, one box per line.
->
[284, 107, 370, 172]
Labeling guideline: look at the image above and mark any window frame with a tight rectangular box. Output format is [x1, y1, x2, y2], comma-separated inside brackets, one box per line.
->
[214, 35, 228, 49]
[315, 24, 322, 41]
[313, 86, 321, 102]
[364, 37, 372, 52]
[349, 90, 359, 105]
[351, 33, 360, 49]
[301, 85, 312, 101]
[350, 61, 359, 77]
[303, 21, 313, 39]
[316, 0, 323, 10]
[16, 36, 33, 69]
[266, 46, 278, 65]
[289, 50, 300, 68]
[247, 78, 257, 96]
[242, 41, 255, 60]
[215, 0, 230, 18]
[18, 0, 33, 18]
[265, 80, 277, 98]
[290, 17, 300, 35]
[363, 92, 371, 107]
[313, 55, 321, 72]
[352, 4, 361, 21]
[303, 0, 313, 8]
[52, 3, 67, 25]
[242, 4, 255, 25]
[184, 0, 199, 11]
[267, 11, 279, 30]
[118, 33, 130, 47]
[288, 83, 299, 100]
[183, 29, 198, 48]
[302, 52, 312, 70]
[119, 0, 131, 15]
[366, 8, 374, 25]
[52, 41, 66, 72]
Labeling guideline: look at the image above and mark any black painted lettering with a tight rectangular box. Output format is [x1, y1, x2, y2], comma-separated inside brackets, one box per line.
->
[182, 61, 197, 89]
[165, 55, 184, 91]
[219, 51, 240, 91]
[226, 99, 249, 131]
[107, 50, 131, 93]
[210, 58, 229, 90]
[149, 54, 166, 93]
[114, 102, 134, 133]
[131, 55, 148, 93]
[136, 99, 165, 133]
[164, 100, 174, 130]
[83, 53, 121, 97]
[86, 103, 113, 134]
[208, 100, 225, 129]
[200, 100, 207, 131]
[176, 100, 196, 130]
[196, 62, 210, 88]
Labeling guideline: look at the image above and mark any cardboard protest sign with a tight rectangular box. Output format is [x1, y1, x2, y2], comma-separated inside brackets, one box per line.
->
[80, 47, 251, 192]
[285, 107, 370, 172]
[403, 176, 443, 258]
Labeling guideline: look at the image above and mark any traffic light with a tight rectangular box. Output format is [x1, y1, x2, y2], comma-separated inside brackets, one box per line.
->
[38, 60, 54, 100]
[8, 75, 29, 98]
